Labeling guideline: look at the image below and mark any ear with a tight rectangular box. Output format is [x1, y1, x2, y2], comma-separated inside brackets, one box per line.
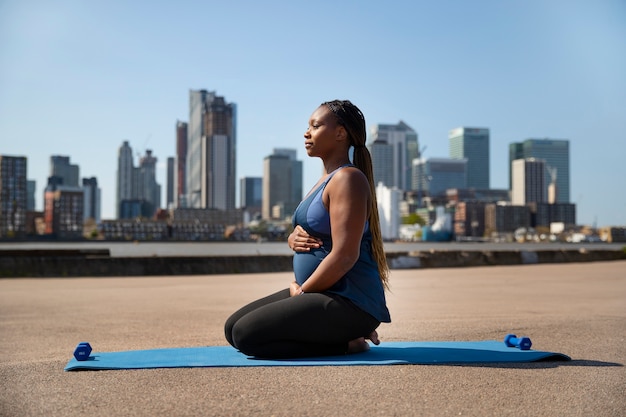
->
[336, 125, 348, 142]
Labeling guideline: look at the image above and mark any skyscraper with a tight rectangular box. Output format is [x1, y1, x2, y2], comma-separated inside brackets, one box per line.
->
[50, 155, 79, 187]
[116, 141, 134, 218]
[240, 177, 262, 209]
[136, 150, 161, 216]
[166, 157, 174, 209]
[27, 180, 36, 211]
[116, 142, 161, 219]
[175, 120, 187, 208]
[186, 90, 236, 210]
[82, 177, 101, 222]
[369, 121, 419, 191]
[376, 182, 403, 241]
[412, 157, 468, 198]
[273, 148, 303, 207]
[44, 178, 83, 238]
[0, 155, 27, 237]
[511, 158, 546, 205]
[449, 127, 490, 189]
[262, 149, 302, 220]
[509, 139, 570, 203]
[369, 140, 394, 188]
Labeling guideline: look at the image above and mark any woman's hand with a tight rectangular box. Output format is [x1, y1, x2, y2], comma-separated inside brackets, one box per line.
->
[289, 280, 304, 297]
[288, 225, 322, 252]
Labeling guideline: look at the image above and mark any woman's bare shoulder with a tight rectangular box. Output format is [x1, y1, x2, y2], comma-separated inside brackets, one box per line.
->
[329, 166, 369, 192]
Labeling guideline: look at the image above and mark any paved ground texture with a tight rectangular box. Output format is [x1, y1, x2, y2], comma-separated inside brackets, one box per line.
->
[1, 261, 624, 417]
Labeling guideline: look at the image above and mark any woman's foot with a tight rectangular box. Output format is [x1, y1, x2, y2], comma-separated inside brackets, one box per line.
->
[367, 330, 380, 345]
[347, 330, 380, 353]
[347, 337, 369, 353]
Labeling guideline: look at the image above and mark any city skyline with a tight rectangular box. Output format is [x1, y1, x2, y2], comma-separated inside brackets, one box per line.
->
[1, 1, 624, 227]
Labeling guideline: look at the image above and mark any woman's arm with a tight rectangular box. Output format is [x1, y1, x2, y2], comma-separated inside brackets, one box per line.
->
[297, 167, 370, 293]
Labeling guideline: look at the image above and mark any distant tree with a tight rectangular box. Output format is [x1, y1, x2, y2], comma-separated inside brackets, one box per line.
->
[402, 213, 426, 226]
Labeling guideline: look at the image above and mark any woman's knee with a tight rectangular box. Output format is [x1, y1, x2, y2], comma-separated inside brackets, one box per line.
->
[224, 316, 236, 346]
[230, 320, 259, 355]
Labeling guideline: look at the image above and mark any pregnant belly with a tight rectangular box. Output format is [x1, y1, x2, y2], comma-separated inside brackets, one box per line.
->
[293, 248, 327, 285]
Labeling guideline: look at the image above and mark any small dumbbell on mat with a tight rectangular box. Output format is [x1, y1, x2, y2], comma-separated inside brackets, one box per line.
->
[504, 334, 532, 350]
[73, 342, 93, 361]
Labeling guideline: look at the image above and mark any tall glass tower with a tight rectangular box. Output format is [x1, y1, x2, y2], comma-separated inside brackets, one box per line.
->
[82, 177, 101, 222]
[368, 121, 419, 191]
[186, 90, 236, 210]
[449, 127, 490, 190]
[0, 155, 27, 237]
[175, 120, 188, 208]
[116, 141, 134, 218]
[240, 177, 262, 209]
[116, 142, 161, 218]
[262, 149, 302, 220]
[511, 158, 546, 205]
[509, 139, 570, 203]
[50, 155, 79, 187]
[412, 157, 468, 197]
[137, 150, 161, 216]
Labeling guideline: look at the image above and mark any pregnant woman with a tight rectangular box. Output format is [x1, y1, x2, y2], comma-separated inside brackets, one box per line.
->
[224, 100, 390, 358]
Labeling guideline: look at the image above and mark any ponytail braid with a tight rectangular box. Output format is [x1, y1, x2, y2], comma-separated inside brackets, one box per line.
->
[323, 100, 390, 290]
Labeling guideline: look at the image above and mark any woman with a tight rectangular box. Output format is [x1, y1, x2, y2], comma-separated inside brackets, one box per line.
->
[224, 100, 390, 358]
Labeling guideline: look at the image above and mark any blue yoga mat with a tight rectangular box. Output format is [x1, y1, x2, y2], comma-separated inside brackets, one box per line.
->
[64, 341, 570, 371]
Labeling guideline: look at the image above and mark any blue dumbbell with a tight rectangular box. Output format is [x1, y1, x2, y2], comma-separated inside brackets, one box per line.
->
[73, 342, 93, 361]
[504, 334, 532, 350]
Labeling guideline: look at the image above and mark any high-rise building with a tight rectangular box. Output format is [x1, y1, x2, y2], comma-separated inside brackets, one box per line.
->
[509, 139, 570, 203]
[511, 158, 546, 205]
[116, 141, 134, 218]
[27, 180, 36, 211]
[0, 155, 27, 238]
[273, 148, 303, 207]
[44, 177, 84, 238]
[136, 150, 161, 217]
[50, 155, 79, 187]
[376, 182, 402, 240]
[116, 142, 161, 219]
[166, 157, 174, 209]
[369, 140, 394, 188]
[412, 157, 468, 198]
[82, 177, 101, 223]
[186, 90, 236, 210]
[240, 177, 262, 209]
[449, 127, 490, 189]
[175, 120, 187, 208]
[369, 121, 419, 191]
[262, 149, 303, 220]
[508, 143, 523, 191]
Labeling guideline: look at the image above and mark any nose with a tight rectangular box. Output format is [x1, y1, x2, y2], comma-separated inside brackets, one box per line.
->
[304, 128, 311, 138]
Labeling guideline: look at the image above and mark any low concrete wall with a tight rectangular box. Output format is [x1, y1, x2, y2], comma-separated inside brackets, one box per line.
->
[0, 253, 294, 278]
[387, 249, 626, 269]
[1, 248, 624, 278]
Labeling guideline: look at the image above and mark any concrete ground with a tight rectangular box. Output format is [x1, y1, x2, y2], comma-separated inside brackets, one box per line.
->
[0, 261, 624, 417]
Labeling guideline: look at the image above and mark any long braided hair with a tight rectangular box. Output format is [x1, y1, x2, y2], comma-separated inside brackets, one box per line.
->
[322, 100, 390, 290]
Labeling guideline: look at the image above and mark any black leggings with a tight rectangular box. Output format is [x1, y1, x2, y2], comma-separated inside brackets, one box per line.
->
[224, 289, 380, 358]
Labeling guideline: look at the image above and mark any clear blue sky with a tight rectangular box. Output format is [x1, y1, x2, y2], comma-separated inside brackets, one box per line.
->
[1, 0, 625, 227]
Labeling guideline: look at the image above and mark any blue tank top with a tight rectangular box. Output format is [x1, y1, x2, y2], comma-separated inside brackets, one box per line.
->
[292, 165, 391, 323]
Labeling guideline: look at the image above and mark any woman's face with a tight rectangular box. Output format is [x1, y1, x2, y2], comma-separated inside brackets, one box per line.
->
[303, 106, 345, 158]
